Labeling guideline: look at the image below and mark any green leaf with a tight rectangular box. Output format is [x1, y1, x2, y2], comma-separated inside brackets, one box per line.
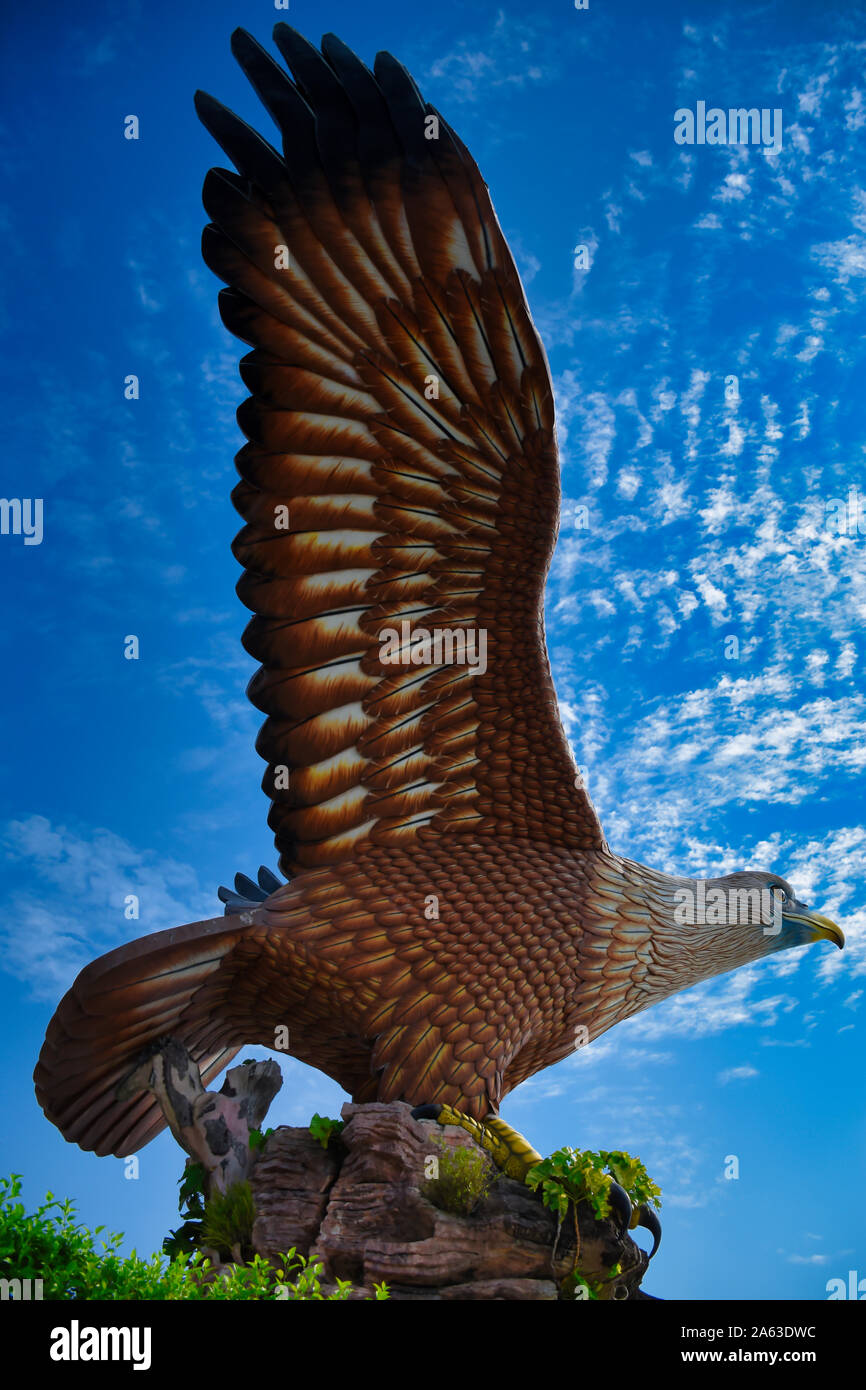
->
[177, 1162, 207, 1209]
[524, 1144, 661, 1225]
[309, 1114, 344, 1149]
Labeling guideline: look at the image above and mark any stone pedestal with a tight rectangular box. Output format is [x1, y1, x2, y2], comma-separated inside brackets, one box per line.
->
[250, 1101, 652, 1301]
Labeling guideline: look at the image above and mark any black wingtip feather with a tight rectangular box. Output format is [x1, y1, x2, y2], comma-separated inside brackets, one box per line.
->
[194, 89, 287, 193]
[272, 23, 343, 101]
[217, 864, 284, 916]
[373, 50, 428, 110]
[230, 27, 311, 135]
[320, 33, 402, 166]
[258, 866, 283, 894]
[372, 51, 432, 162]
[272, 23, 326, 99]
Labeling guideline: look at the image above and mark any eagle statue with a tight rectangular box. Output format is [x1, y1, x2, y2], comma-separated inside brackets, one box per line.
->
[35, 26, 843, 1183]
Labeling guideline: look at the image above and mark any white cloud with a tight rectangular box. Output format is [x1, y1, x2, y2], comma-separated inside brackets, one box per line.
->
[616, 467, 642, 500]
[811, 236, 866, 283]
[424, 12, 553, 103]
[718, 1064, 759, 1084]
[0, 816, 215, 1001]
[715, 172, 751, 203]
[845, 89, 865, 131]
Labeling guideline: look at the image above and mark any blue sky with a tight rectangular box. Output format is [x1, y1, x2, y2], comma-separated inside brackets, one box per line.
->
[1, 0, 864, 1300]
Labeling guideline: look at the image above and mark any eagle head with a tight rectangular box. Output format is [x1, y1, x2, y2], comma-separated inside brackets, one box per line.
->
[607, 859, 845, 1009]
[659, 868, 844, 990]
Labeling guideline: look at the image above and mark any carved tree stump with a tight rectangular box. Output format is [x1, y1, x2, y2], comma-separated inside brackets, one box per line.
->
[116, 1037, 282, 1195]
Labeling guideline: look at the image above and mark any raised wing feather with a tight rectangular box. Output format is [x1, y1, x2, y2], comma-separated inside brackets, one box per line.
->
[196, 25, 606, 875]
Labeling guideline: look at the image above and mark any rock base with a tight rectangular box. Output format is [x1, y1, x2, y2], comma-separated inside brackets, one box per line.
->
[250, 1101, 652, 1300]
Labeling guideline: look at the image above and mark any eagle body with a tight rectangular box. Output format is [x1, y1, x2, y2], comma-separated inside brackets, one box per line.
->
[34, 24, 841, 1159]
[211, 841, 648, 1116]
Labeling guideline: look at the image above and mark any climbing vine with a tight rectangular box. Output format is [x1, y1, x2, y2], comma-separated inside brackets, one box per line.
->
[525, 1146, 661, 1221]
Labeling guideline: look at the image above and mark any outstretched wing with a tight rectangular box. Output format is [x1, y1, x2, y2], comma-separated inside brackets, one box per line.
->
[197, 25, 606, 875]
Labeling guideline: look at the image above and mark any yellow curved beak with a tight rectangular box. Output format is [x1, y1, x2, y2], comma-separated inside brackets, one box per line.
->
[792, 910, 845, 949]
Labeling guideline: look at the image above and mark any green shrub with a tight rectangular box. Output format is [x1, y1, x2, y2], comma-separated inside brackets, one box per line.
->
[163, 1160, 207, 1259]
[309, 1113, 344, 1149]
[0, 1174, 387, 1300]
[200, 1180, 255, 1263]
[423, 1135, 499, 1216]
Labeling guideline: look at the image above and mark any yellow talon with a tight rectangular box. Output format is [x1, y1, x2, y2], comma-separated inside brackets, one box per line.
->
[423, 1105, 542, 1181]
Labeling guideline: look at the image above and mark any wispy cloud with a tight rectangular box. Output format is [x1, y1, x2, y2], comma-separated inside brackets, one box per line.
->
[718, 1064, 759, 1084]
[0, 816, 215, 1002]
[422, 10, 557, 104]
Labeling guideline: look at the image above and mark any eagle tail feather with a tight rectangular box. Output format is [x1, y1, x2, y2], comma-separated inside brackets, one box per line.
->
[33, 914, 255, 1157]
